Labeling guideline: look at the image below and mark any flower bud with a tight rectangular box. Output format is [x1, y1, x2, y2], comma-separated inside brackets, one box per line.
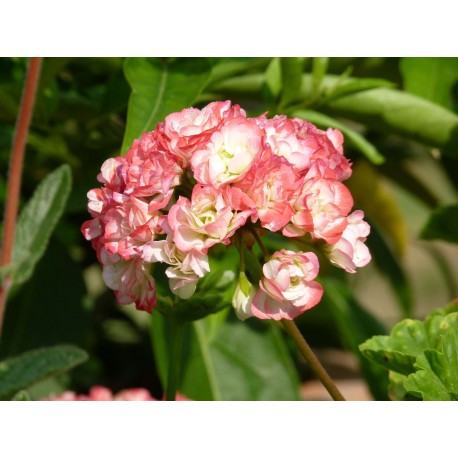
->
[232, 272, 256, 321]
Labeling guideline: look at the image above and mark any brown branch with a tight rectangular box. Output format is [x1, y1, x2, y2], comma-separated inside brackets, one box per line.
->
[0, 57, 42, 337]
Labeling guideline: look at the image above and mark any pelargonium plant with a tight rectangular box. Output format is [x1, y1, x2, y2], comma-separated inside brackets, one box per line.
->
[81, 100, 371, 401]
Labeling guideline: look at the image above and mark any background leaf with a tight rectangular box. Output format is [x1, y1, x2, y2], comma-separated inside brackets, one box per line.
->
[0, 345, 88, 400]
[121, 57, 212, 153]
[151, 311, 301, 400]
[323, 87, 458, 157]
[400, 57, 458, 110]
[0, 239, 90, 358]
[420, 204, 458, 244]
[7, 164, 72, 288]
[279, 57, 305, 109]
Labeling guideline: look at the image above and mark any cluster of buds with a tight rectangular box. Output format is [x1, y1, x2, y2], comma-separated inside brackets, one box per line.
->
[82, 101, 371, 321]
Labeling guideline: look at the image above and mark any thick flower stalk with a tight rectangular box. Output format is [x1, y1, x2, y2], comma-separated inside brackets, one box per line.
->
[82, 101, 371, 321]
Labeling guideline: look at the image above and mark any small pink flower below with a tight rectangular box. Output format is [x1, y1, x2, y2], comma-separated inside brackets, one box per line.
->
[43, 386, 190, 401]
[252, 250, 324, 320]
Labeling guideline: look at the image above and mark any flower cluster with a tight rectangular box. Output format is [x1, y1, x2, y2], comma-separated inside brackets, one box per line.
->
[43, 386, 189, 401]
[82, 101, 371, 320]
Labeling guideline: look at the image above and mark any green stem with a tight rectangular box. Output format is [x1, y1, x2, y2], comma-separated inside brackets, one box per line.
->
[248, 226, 269, 261]
[281, 319, 346, 401]
[165, 320, 186, 401]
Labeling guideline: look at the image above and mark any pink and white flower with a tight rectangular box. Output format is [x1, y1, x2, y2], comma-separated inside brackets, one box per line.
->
[251, 250, 323, 320]
[103, 196, 164, 259]
[123, 132, 183, 211]
[163, 100, 246, 166]
[81, 100, 370, 319]
[167, 185, 255, 253]
[237, 153, 299, 232]
[292, 118, 352, 182]
[101, 248, 157, 313]
[143, 236, 210, 299]
[191, 117, 263, 188]
[326, 210, 371, 273]
[284, 177, 353, 244]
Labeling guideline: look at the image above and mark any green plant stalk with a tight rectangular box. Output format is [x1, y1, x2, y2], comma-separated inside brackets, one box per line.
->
[165, 319, 186, 401]
[248, 226, 270, 261]
[281, 319, 346, 401]
[0, 57, 42, 338]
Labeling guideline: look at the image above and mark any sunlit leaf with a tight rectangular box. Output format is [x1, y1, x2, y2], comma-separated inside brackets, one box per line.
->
[323, 87, 458, 157]
[403, 328, 458, 401]
[311, 57, 329, 97]
[400, 58, 458, 110]
[280, 57, 305, 108]
[122, 58, 212, 154]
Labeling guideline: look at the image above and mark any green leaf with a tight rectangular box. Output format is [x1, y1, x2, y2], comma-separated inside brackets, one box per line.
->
[320, 77, 395, 104]
[359, 320, 429, 375]
[264, 57, 281, 107]
[1, 239, 90, 358]
[403, 328, 458, 401]
[0, 345, 88, 400]
[279, 57, 305, 108]
[323, 87, 458, 158]
[7, 165, 72, 288]
[420, 204, 458, 244]
[400, 58, 458, 110]
[311, 57, 329, 97]
[121, 57, 212, 154]
[359, 312, 458, 377]
[150, 311, 301, 400]
[207, 57, 271, 86]
[11, 390, 30, 401]
[387, 371, 420, 401]
[293, 109, 385, 164]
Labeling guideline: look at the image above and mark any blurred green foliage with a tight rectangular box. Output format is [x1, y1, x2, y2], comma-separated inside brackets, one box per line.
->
[0, 57, 457, 400]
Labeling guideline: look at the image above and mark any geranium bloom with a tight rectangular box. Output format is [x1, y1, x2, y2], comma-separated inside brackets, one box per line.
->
[123, 131, 182, 211]
[143, 235, 210, 299]
[252, 250, 323, 320]
[101, 248, 157, 313]
[237, 152, 299, 232]
[326, 210, 371, 273]
[162, 100, 245, 167]
[191, 117, 263, 188]
[167, 185, 255, 253]
[82, 100, 370, 319]
[284, 177, 353, 243]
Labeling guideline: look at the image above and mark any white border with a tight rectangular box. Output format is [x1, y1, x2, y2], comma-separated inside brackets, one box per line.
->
[1, 402, 456, 456]
[1, 1, 456, 56]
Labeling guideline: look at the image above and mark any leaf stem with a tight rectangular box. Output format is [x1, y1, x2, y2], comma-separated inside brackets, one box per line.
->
[281, 319, 346, 401]
[248, 226, 269, 261]
[0, 57, 42, 338]
[165, 319, 186, 401]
